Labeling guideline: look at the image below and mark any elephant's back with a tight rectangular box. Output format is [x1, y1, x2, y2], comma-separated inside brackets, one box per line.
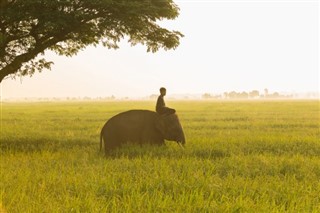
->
[104, 110, 158, 130]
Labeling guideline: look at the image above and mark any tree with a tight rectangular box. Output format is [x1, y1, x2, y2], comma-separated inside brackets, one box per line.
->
[228, 91, 238, 99]
[249, 90, 259, 98]
[239, 91, 248, 99]
[264, 88, 269, 97]
[270, 92, 280, 98]
[0, 0, 183, 82]
[223, 92, 229, 99]
[202, 93, 212, 99]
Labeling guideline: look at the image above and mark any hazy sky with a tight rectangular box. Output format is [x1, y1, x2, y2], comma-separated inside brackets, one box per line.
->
[2, 0, 319, 99]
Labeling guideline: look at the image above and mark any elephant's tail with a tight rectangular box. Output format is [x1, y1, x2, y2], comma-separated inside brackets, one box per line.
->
[100, 130, 103, 152]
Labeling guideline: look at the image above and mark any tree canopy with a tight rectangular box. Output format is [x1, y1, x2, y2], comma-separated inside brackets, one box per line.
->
[0, 0, 183, 82]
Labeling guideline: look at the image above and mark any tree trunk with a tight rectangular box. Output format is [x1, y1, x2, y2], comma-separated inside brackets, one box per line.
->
[0, 65, 16, 83]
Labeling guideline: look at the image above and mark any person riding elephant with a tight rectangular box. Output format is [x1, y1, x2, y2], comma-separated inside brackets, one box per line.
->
[156, 87, 176, 115]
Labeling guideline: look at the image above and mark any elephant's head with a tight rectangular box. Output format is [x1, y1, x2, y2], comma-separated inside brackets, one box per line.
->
[156, 113, 185, 145]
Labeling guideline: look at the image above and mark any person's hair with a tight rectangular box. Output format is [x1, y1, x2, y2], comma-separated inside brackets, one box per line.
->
[160, 87, 166, 92]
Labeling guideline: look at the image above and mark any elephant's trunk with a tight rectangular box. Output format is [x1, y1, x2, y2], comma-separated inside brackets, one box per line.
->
[178, 133, 186, 146]
[181, 134, 186, 145]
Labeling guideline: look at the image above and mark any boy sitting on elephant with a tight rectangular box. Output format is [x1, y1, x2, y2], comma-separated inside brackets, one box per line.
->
[156, 87, 176, 115]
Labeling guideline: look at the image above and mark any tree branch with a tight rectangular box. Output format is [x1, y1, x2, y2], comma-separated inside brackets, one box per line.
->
[0, 36, 63, 83]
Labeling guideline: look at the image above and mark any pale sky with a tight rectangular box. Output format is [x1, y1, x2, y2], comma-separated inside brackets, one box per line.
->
[2, 0, 319, 99]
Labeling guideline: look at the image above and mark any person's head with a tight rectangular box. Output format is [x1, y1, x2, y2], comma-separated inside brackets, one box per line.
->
[160, 87, 166, 96]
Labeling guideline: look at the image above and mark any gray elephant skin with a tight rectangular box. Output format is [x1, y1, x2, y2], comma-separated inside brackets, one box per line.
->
[100, 110, 185, 154]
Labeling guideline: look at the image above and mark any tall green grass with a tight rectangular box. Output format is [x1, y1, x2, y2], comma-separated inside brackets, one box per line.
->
[1, 100, 320, 212]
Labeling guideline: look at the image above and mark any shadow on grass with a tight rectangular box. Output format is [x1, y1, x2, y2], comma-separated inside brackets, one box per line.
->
[102, 143, 230, 160]
[0, 137, 94, 154]
[2, 138, 231, 160]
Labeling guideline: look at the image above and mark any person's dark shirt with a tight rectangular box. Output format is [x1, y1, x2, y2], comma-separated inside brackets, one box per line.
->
[156, 95, 165, 114]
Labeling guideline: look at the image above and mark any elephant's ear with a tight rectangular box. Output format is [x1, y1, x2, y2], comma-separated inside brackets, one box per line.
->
[155, 117, 166, 136]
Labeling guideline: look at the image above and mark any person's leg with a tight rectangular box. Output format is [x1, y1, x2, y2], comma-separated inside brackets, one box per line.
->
[164, 107, 176, 114]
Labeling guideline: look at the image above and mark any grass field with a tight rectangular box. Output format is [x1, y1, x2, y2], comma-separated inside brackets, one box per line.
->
[1, 100, 320, 212]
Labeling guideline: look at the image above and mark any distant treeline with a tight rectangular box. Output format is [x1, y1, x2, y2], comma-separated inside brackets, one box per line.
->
[202, 89, 298, 99]
[3, 90, 319, 102]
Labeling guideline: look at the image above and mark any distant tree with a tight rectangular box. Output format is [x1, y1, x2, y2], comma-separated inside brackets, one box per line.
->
[0, 0, 183, 82]
[223, 92, 229, 99]
[228, 91, 238, 99]
[270, 92, 280, 98]
[264, 88, 269, 97]
[202, 93, 213, 99]
[83, 96, 92, 100]
[239, 91, 248, 99]
[149, 94, 158, 100]
[249, 90, 260, 98]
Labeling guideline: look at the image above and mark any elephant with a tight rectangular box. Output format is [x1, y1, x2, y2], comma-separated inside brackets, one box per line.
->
[100, 110, 185, 154]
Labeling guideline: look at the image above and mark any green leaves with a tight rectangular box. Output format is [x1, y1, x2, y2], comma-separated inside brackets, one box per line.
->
[18, 58, 54, 77]
[0, 0, 183, 82]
